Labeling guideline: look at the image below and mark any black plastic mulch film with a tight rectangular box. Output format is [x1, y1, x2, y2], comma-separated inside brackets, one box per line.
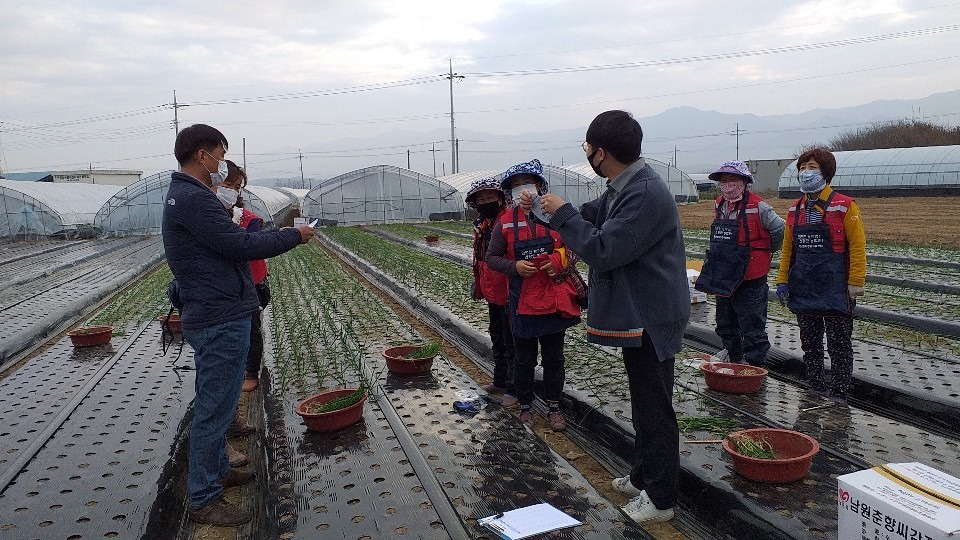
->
[0, 324, 194, 539]
[334, 226, 960, 539]
[260, 353, 653, 539]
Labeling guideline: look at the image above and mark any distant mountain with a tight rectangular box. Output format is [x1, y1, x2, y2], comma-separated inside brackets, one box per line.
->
[251, 89, 960, 183]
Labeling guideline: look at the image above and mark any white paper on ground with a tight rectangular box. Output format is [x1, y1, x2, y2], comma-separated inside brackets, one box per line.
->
[478, 503, 582, 540]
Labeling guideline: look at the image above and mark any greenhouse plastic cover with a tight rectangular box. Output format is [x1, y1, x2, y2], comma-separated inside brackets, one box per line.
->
[778, 144, 960, 189]
[274, 187, 309, 206]
[0, 179, 124, 236]
[302, 165, 464, 225]
[441, 164, 600, 209]
[244, 185, 294, 222]
[564, 158, 699, 202]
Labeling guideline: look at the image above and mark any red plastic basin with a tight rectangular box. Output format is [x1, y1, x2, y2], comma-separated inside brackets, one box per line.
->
[700, 362, 768, 394]
[723, 428, 820, 483]
[382, 345, 435, 375]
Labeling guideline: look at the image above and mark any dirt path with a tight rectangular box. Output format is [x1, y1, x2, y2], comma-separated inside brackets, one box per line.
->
[679, 194, 960, 249]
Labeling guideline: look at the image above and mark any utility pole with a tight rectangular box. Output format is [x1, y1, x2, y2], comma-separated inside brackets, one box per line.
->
[735, 122, 740, 160]
[173, 90, 179, 135]
[431, 142, 437, 177]
[674, 145, 678, 167]
[407, 149, 411, 170]
[242, 138, 247, 176]
[442, 60, 464, 174]
[298, 150, 305, 189]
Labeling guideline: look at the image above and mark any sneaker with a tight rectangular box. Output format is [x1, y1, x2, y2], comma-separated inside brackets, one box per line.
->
[226, 442, 248, 468]
[611, 475, 643, 497]
[519, 409, 534, 426]
[228, 417, 257, 436]
[241, 375, 259, 393]
[548, 411, 566, 431]
[189, 497, 252, 526]
[482, 383, 506, 394]
[712, 349, 730, 362]
[219, 469, 255, 488]
[621, 491, 675, 523]
[501, 394, 519, 408]
[827, 393, 848, 404]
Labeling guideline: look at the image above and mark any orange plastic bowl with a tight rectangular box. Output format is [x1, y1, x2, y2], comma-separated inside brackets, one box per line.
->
[723, 428, 819, 483]
[700, 362, 768, 394]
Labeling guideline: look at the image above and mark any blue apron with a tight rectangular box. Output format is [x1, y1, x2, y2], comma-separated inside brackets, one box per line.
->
[695, 201, 751, 297]
[787, 192, 851, 316]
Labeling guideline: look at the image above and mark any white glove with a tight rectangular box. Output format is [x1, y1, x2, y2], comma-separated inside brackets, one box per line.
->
[847, 285, 865, 297]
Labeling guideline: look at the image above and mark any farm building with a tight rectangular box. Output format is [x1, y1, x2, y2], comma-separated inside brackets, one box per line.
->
[778, 144, 960, 197]
[3, 169, 143, 186]
[0, 179, 124, 239]
[94, 172, 296, 236]
[563, 157, 699, 203]
[301, 165, 465, 226]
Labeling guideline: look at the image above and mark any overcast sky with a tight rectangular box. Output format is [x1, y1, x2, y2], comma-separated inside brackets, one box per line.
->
[2, 0, 959, 180]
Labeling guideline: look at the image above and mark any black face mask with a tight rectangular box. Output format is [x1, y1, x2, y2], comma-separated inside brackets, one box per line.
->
[476, 201, 502, 219]
[587, 149, 605, 178]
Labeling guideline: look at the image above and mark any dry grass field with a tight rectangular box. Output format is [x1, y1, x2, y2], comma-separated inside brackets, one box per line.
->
[678, 194, 960, 250]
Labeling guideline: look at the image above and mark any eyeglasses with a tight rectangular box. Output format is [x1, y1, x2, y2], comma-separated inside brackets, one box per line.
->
[581, 142, 589, 152]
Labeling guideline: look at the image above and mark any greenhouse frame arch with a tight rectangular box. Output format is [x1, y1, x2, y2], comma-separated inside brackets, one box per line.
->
[442, 164, 599, 209]
[96, 172, 295, 236]
[301, 165, 464, 226]
[563, 158, 699, 203]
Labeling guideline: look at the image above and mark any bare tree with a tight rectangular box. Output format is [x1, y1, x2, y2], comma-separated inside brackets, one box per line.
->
[829, 120, 960, 151]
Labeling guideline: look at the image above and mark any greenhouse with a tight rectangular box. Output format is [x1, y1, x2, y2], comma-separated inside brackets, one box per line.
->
[95, 173, 295, 235]
[564, 157, 700, 203]
[274, 186, 309, 210]
[442, 163, 599, 209]
[778, 144, 960, 197]
[0, 179, 124, 239]
[243, 185, 296, 229]
[301, 165, 464, 226]
[94, 171, 172, 236]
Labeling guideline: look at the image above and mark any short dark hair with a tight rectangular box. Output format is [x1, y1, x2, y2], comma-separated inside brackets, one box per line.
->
[796, 146, 836, 183]
[174, 124, 228, 166]
[585, 110, 643, 163]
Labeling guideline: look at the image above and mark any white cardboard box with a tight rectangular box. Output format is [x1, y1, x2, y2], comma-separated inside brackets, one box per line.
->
[838, 463, 960, 540]
[293, 217, 309, 226]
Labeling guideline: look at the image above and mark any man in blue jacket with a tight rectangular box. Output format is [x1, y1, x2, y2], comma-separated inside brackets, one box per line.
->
[162, 124, 313, 526]
[539, 110, 689, 524]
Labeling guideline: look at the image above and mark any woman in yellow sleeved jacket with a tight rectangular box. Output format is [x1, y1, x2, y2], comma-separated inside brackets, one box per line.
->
[776, 147, 866, 402]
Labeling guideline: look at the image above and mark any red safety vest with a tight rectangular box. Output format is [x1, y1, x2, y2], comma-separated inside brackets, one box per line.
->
[501, 208, 580, 319]
[786, 192, 852, 254]
[473, 208, 509, 306]
[239, 209, 268, 285]
[714, 192, 773, 280]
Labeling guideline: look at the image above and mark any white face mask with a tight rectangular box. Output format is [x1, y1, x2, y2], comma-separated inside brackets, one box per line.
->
[216, 186, 238, 208]
[203, 151, 229, 186]
[511, 184, 537, 203]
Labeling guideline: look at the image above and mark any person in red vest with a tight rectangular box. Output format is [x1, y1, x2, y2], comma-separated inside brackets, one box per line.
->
[485, 159, 581, 431]
[466, 177, 518, 407]
[216, 161, 269, 467]
[695, 160, 784, 367]
[776, 147, 866, 403]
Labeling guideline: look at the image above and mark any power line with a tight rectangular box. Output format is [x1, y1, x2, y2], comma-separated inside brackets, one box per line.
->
[185, 76, 442, 106]
[461, 25, 960, 78]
